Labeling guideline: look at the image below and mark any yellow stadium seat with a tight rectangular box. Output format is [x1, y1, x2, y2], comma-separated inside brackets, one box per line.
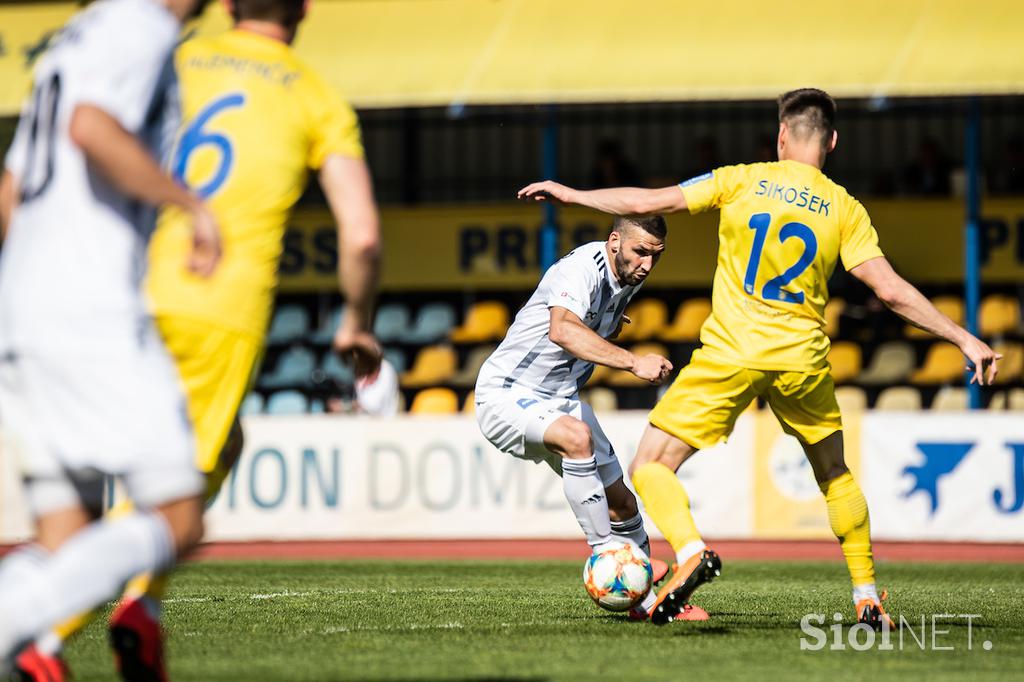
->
[979, 294, 1021, 337]
[835, 386, 867, 413]
[584, 363, 612, 387]
[993, 341, 1023, 385]
[661, 298, 711, 342]
[1009, 388, 1024, 411]
[449, 344, 497, 388]
[410, 387, 459, 414]
[615, 299, 668, 342]
[910, 342, 964, 384]
[931, 387, 968, 411]
[906, 296, 962, 338]
[607, 343, 671, 386]
[875, 386, 922, 410]
[463, 390, 476, 413]
[583, 387, 618, 412]
[825, 297, 846, 339]
[450, 301, 510, 343]
[828, 341, 862, 384]
[400, 345, 458, 388]
[857, 341, 915, 385]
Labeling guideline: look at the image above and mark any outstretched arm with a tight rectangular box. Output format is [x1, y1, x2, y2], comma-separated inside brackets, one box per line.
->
[849, 256, 1001, 385]
[549, 306, 672, 384]
[0, 170, 16, 241]
[319, 154, 383, 378]
[518, 181, 687, 216]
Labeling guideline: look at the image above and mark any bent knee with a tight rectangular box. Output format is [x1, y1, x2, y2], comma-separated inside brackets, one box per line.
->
[560, 420, 593, 459]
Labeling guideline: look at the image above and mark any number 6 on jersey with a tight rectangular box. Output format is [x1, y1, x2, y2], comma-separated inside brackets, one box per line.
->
[172, 93, 245, 199]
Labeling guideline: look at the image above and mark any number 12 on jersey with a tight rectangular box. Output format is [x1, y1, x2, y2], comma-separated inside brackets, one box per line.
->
[743, 212, 818, 305]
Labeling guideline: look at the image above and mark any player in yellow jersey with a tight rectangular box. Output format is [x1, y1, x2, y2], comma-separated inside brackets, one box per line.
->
[519, 88, 1001, 628]
[42, 1, 382, 679]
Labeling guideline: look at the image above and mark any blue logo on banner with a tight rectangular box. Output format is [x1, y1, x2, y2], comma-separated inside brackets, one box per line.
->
[903, 442, 974, 514]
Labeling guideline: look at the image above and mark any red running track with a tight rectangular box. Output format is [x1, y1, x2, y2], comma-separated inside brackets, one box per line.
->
[186, 539, 1024, 563]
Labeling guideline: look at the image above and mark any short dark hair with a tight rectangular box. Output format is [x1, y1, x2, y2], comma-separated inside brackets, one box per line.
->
[778, 88, 836, 147]
[613, 215, 667, 241]
[232, 0, 305, 27]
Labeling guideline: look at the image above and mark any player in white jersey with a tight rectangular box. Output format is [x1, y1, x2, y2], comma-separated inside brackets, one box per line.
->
[476, 215, 704, 621]
[0, 0, 218, 676]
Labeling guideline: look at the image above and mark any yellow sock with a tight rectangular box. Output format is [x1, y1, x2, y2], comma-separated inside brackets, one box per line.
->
[821, 471, 874, 587]
[631, 462, 703, 554]
[123, 571, 170, 602]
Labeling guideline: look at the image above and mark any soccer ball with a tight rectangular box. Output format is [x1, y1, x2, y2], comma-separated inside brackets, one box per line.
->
[582, 542, 653, 612]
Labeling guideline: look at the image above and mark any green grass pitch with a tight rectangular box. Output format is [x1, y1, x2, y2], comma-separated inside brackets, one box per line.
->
[64, 559, 1023, 681]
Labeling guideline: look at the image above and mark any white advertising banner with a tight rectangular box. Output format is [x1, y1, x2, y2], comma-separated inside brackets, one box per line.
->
[863, 413, 1024, 541]
[202, 413, 753, 542]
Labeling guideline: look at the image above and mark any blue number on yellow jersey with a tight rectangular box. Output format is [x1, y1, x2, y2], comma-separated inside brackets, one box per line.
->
[679, 160, 884, 371]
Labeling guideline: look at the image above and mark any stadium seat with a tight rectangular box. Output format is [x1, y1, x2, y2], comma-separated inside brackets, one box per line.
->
[267, 304, 310, 345]
[383, 347, 408, 374]
[410, 387, 459, 414]
[400, 345, 458, 388]
[616, 299, 668, 342]
[239, 392, 264, 416]
[856, 341, 915, 385]
[319, 351, 355, 384]
[450, 301, 510, 343]
[449, 344, 497, 387]
[585, 363, 612, 387]
[1009, 388, 1024, 411]
[910, 342, 964, 384]
[993, 341, 1023, 385]
[979, 294, 1021, 337]
[835, 386, 867, 412]
[827, 341, 861, 384]
[585, 387, 618, 412]
[310, 305, 345, 345]
[660, 298, 711, 343]
[261, 346, 317, 389]
[401, 303, 456, 344]
[931, 386, 968, 411]
[463, 390, 476, 413]
[265, 390, 308, 415]
[906, 296, 962, 338]
[875, 386, 922, 411]
[824, 298, 845, 339]
[373, 303, 411, 343]
[607, 343, 670, 386]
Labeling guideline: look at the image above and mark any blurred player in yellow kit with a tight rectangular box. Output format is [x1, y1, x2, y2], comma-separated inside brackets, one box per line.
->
[519, 88, 1001, 627]
[44, 1, 382, 679]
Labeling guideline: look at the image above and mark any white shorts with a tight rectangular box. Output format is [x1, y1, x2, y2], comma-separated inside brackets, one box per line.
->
[475, 389, 623, 487]
[0, 321, 203, 516]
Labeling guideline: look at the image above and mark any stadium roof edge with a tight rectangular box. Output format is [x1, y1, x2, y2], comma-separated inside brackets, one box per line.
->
[2, 0, 1022, 115]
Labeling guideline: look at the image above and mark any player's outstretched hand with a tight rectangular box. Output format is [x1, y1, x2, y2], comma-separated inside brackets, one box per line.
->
[334, 324, 383, 381]
[960, 335, 1002, 385]
[188, 204, 222, 277]
[631, 353, 673, 385]
[517, 180, 577, 203]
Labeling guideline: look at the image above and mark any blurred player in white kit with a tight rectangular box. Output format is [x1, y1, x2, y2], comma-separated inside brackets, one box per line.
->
[0, 0, 218, 676]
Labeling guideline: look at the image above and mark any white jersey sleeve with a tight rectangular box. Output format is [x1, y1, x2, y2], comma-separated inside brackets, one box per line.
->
[4, 103, 31, 178]
[74, 0, 178, 132]
[544, 252, 599, 322]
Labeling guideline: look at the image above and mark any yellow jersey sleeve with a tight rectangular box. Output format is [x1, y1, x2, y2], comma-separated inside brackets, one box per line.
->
[304, 71, 364, 169]
[679, 165, 748, 214]
[839, 199, 884, 270]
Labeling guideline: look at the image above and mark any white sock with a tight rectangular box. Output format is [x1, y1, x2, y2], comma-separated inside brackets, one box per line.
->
[561, 456, 613, 549]
[639, 589, 657, 612]
[852, 583, 879, 605]
[675, 539, 707, 566]
[0, 545, 48, 656]
[0, 512, 175, 659]
[610, 513, 650, 558]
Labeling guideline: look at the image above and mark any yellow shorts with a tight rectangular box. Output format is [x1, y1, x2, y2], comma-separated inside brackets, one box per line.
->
[649, 348, 842, 450]
[156, 315, 263, 484]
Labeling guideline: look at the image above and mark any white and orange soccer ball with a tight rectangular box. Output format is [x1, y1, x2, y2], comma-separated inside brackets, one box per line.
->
[582, 541, 653, 612]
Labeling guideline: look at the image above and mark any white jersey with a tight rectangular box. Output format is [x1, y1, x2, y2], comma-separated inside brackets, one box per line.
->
[0, 0, 180, 354]
[476, 241, 641, 400]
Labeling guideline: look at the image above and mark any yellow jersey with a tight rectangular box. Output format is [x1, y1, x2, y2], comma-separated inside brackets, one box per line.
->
[680, 160, 883, 371]
[146, 29, 364, 337]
